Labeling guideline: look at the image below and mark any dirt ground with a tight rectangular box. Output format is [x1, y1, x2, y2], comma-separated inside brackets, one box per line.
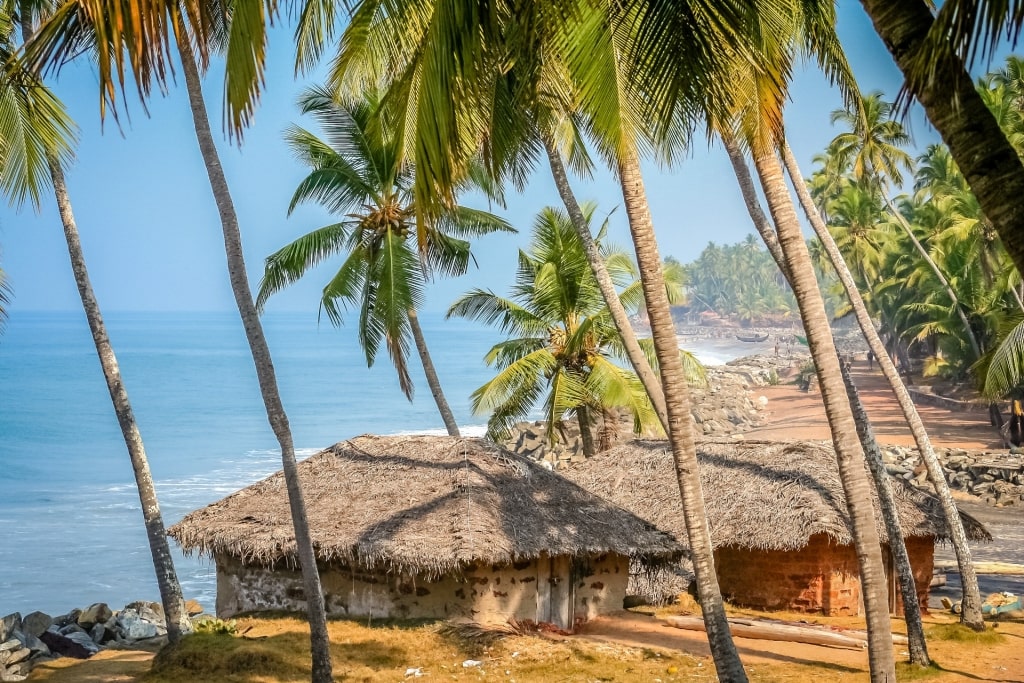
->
[745, 363, 1004, 449]
[578, 610, 1024, 682]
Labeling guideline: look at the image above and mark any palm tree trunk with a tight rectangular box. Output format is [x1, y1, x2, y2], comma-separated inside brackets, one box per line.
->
[408, 308, 459, 436]
[884, 196, 981, 359]
[542, 136, 669, 432]
[731, 137, 932, 660]
[45, 151, 191, 642]
[752, 146, 895, 682]
[17, 7, 192, 641]
[782, 141, 986, 630]
[577, 405, 597, 459]
[858, 0, 1024, 278]
[722, 137, 789, 277]
[176, 36, 334, 682]
[841, 363, 931, 666]
[732, 137, 929, 661]
[617, 147, 746, 682]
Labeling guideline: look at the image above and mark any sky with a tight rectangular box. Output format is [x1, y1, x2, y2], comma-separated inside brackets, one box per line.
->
[0, 1, 972, 315]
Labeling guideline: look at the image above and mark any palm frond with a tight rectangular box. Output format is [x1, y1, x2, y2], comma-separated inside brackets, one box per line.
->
[366, 229, 423, 399]
[433, 206, 514, 239]
[982, 317, 1024, 398]
[257, 222, 351, 311]
[447, 289, 547, 337]
[0, 53, 77, 210]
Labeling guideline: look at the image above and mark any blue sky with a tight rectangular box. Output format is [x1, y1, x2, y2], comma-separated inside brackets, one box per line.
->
[0, 2, 955, 314]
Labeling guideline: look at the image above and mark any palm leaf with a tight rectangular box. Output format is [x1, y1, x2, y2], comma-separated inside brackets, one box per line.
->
[257, 222, 351, 310]
[982, 317, 1024, 398]
[447, 289, 547, 337]
[0, 53, 77, 210]
[363, 229, 423, 399]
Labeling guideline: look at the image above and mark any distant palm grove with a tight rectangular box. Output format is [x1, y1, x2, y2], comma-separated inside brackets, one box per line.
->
[4, 1, 1024, 682]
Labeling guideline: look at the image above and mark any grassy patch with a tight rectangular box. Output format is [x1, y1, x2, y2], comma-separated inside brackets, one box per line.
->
[926, 623, 1004, 644]
[895, 661, 944, 680]
[149, 632, 307, 682]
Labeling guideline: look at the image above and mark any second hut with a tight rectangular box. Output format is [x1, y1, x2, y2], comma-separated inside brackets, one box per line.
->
[563, 438, 990, 615]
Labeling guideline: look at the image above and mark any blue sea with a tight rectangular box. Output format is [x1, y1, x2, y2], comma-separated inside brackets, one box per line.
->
[0, 311, 752, 617]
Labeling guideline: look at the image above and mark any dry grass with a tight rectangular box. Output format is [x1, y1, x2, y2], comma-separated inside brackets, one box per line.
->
[25, 611, 1024, 682]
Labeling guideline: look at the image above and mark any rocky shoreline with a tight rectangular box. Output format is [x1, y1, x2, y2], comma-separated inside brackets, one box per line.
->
[0, 600, 211, 681]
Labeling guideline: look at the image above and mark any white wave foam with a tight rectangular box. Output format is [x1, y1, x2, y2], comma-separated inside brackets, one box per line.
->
[387, 424, 488, 438]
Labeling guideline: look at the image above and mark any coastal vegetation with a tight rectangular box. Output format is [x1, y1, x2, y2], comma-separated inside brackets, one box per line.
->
[4, 1, 1024, 682]
[257, 87, 512, 436]
[448, 203, 696, 454]
[810, 81, 1024, 395]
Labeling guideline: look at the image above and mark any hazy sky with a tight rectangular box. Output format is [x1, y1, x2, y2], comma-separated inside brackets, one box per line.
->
[0, 2, 953, 314]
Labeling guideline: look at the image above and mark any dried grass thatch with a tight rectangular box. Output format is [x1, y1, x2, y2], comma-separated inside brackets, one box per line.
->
[169, 435, 681, 575]
[564, 438, 991, 552]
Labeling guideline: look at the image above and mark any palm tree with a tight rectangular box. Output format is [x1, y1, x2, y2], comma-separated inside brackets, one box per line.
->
[173, 31, 335, 682]
[324, 0, 674, 433]
[449, 204, 693, 455]
[830, 93, 983, 361]
[855, 0, 1024, 277]
[322, 4, 759, 677]
[257, 87, 513, 434]
[783, 139, 985, 637]
[712, 12, 897, 677]
[6, 4, 190, 640]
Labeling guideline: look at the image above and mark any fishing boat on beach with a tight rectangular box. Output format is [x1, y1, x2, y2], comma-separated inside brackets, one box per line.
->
[736, 333, 770, 343]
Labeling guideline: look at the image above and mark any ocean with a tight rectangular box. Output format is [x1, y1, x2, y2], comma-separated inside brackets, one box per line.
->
[0, 311, 752, 617]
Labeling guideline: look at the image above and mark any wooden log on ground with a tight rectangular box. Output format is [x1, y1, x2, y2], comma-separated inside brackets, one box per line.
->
[727, 617, 909, 646]
[664, 615, 867, 650]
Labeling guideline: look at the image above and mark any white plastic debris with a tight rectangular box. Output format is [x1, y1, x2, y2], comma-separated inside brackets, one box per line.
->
[462, 659, 483, 668]
[404, 667, 423, 677]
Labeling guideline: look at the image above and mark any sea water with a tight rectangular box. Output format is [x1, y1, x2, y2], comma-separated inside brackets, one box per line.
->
[0, 311, 743, 616]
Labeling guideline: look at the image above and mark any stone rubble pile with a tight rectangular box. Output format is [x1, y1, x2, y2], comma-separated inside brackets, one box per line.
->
[0, 600, 207, 681]
[502, 354, 800, 467]
[881, 445, 1024, 507]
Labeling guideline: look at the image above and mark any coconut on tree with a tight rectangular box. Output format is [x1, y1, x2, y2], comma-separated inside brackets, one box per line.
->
[448, 203, 698, 457]
[258, 87, 513, 436]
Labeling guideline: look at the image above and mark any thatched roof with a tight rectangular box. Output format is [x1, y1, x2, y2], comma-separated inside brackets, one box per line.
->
[563, 439, 990, 552]
[169, 435, 682, 575]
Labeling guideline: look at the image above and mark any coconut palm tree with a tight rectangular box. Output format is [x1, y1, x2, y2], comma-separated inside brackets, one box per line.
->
[173, 30, 335, 682]
[830, 93, 983, 361]
[321, 3, 765, 677]
[783, 139, 985, 637]
[449, 204, 694, 454]
[711, 10, 898, 676]
[257, 87, 513, 433]
[855, 0, 1024, 277]
[4, 3, 190, 640]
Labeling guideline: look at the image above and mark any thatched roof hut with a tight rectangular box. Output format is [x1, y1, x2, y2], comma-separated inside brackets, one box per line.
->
[564, 438, 990, 615]
[170, 435, 681, 625]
